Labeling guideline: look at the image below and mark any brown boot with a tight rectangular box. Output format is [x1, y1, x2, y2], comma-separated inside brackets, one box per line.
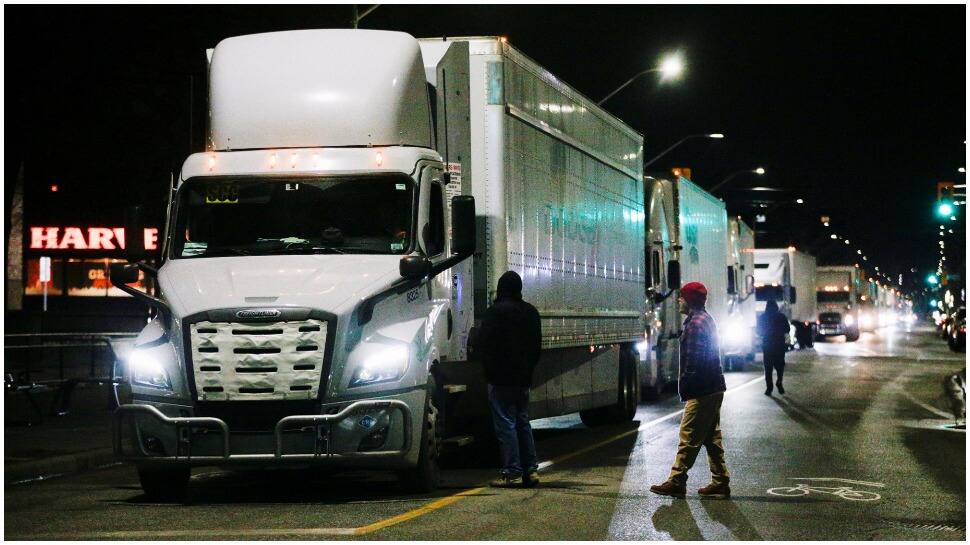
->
[697, 481, 731, 498]
[649, 480, 686, 498]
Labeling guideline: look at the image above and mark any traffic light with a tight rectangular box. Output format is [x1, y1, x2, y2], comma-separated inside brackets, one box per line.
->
[926, 273, 939, 285]
[936, 181, 956, 219]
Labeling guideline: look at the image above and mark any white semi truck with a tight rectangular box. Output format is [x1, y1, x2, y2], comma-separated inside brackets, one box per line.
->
[641, 175, 730, 396]
[722, 217, 757, 368]
[752, 248, 817, 348]
[109, 30, 646, 499]
[815, 265, 863, 341]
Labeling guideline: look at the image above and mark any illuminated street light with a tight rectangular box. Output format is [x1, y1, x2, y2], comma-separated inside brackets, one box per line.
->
[598, 51, 686, 105]
[709, 167, 766, 193]
[708, 133, 725, 139]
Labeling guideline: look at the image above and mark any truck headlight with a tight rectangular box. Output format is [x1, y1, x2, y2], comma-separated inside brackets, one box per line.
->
[350, 345, 409, 388]
[844, 314, 855, 326]
[859, 313, 873, 328]
[723, 319, 748, 346]
[129, 349, 172, 390]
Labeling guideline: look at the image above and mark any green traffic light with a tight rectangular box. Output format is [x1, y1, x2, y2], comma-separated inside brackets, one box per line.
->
[937, 202, 954, 217]
[926, 274, 939, 285]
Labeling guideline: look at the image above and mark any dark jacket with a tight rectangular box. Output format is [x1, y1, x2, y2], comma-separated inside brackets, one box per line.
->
[679, 309, 727, 401]
[477, 273, 542, 387]
[757, 301, 789, 352]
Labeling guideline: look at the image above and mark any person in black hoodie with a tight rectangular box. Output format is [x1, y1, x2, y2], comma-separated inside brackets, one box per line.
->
[477, 271, 542, 488]
[757, 299, 790, 396]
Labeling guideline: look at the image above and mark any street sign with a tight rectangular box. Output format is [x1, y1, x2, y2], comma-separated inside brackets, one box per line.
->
[39, 256, 51, 282]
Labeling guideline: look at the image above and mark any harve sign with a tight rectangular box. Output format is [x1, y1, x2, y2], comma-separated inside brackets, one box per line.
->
[235, 309, 282, 319]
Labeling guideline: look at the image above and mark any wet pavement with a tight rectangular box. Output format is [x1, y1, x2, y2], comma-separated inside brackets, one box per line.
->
[4, 325, 965, 540]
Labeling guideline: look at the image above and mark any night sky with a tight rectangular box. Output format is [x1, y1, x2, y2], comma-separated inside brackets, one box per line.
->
[6, 5, 966, 294]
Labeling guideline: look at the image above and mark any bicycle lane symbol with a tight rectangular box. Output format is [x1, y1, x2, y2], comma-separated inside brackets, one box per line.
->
[767, 477, 885, 502]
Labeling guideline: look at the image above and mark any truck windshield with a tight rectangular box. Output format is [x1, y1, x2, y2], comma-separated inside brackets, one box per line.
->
[171, 175, 414, 259]
[755, 285, 785, 302]
[816, 291, 850, 303]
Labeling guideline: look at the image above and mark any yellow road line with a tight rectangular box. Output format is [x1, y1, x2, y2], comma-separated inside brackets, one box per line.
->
[353, 486, 487, 535]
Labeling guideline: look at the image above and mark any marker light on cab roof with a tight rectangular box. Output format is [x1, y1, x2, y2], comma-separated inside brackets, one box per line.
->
[269, 152, 278, 169]
[376, 151, 383, 167]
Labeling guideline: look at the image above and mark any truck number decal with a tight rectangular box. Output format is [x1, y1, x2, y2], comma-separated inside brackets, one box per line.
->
[205, 182, 239, 204]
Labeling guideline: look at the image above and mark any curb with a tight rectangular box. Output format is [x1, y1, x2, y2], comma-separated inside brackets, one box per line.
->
[5, 448, 120, 485]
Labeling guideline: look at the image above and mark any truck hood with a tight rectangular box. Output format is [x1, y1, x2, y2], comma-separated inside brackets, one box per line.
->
[158, 254, 403, 317]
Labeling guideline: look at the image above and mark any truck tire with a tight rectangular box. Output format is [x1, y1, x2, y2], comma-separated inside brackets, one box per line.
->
[398, 378, 441, 492]
[584, 348, 638, 426]
[138, 466, 190, 502]
[845, 329, 860, 342]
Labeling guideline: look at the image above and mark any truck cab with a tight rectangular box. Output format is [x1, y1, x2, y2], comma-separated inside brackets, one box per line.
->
[110, 30, 476, 499]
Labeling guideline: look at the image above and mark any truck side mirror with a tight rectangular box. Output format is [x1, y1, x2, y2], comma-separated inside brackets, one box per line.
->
[450, 195, 476, 257]
[400, 255, 432, 280]
[110, 263, 140, 285]
[667, 260, 681, 289]
[124, 206, 147, 262]
[745, 274, 755, 294]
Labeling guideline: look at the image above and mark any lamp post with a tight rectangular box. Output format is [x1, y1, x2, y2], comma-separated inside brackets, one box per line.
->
[708, 167, 766, 194]
[643, 133, 724, 169]
[598, 52, 685, 106]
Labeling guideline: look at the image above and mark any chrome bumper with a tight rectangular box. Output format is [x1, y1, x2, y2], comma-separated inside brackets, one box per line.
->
[113, 399, 412, 464]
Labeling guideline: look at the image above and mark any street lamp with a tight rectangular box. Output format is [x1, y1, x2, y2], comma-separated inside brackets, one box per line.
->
[598, 51, 686, 105]
[708, 167, 766, 194]
[643, 133, 725, 169]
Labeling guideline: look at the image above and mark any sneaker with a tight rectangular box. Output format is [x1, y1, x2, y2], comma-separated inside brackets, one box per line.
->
[776, 383, 785, 395]
[522, 470, 540, 488]
[697, 482, 731, 498]
[490, 474, 520, 488]
[649, 480, 686, 498]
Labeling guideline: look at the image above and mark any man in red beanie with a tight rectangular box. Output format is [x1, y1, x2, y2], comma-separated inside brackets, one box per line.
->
[650, 281, 730, 499]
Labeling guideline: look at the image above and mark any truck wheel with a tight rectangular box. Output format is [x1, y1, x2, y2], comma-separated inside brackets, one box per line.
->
[603, 348, 638, 423]
[845, 329, 860, 342]
[138, 466, 190, 502]
[398, 378, 441, 492]
[579, 407, 608, 427]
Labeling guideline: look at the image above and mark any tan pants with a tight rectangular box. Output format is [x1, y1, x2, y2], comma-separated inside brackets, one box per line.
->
[668, 392, 729, 486]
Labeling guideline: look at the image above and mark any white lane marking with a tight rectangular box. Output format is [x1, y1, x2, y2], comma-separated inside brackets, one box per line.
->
[537, 376, 763, 472]
[898, 388, 954, 419]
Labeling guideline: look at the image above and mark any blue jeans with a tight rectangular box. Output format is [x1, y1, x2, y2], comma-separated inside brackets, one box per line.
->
[487, 384, 538, 477]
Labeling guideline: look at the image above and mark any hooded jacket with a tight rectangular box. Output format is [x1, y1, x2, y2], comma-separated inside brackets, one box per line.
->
[757, 299, 790, 351]
[477, 271, 542, 387]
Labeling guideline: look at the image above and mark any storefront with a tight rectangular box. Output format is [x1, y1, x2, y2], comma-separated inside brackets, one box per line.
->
[22, 225, 160, 331]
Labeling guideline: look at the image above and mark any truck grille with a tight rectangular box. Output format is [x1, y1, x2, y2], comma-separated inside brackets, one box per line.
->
[819, 312, 842, 324]
[188, 319, 329, 401]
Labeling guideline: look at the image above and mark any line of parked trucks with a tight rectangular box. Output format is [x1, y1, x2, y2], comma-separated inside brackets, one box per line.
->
[108, 30, 908, 499]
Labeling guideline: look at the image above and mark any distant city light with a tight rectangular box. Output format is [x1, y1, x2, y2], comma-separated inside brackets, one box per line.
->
[49, 184, 58, 193]
[795, 198, 804, 204]
[754, 167, 766, 175]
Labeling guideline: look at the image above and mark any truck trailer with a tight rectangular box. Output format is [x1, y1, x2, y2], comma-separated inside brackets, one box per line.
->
[753, 248, 817, 348]
[723, 217, 757, 368]
[640, 175, 729, 395]
[109, 30, 647, 499]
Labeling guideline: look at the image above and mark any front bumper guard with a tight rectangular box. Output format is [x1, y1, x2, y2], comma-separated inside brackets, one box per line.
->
[113, 399, 412, 463]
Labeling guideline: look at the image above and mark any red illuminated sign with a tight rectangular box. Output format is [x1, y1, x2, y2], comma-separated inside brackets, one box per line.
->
[29, 227, 158, 251]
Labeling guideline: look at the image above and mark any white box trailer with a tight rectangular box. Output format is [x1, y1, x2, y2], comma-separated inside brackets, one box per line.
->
[639, 175, 729, 394]
[753, 248, 817, 348]
[723, 217, 757, 367]
[110, 30, 646, 498]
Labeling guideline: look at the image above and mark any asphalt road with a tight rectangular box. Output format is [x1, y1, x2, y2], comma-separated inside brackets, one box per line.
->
[5, 325, 965, 540]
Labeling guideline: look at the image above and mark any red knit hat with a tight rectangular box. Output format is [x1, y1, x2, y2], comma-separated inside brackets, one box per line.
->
[680, 282, 708, 307]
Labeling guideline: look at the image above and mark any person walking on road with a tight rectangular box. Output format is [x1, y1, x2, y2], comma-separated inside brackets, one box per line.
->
[650, 282, 730, 499]
[758, 299, 790, 396]
[478, 271, 542, 488]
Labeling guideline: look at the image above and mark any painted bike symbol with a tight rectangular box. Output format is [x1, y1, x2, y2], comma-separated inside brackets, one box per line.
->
[767, 478, 884, 502]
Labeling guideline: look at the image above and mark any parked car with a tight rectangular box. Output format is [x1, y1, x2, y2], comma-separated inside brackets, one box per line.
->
[948, 307, 965, 352]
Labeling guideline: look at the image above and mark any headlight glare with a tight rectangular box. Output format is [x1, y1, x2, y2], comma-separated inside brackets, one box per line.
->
[843, 314, 855, 326]
[350, 345, 408, 387]
[129, 349, 172, 390]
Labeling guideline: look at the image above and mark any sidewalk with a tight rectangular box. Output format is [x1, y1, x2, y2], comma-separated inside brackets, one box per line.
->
[5, 383, 118, 484]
